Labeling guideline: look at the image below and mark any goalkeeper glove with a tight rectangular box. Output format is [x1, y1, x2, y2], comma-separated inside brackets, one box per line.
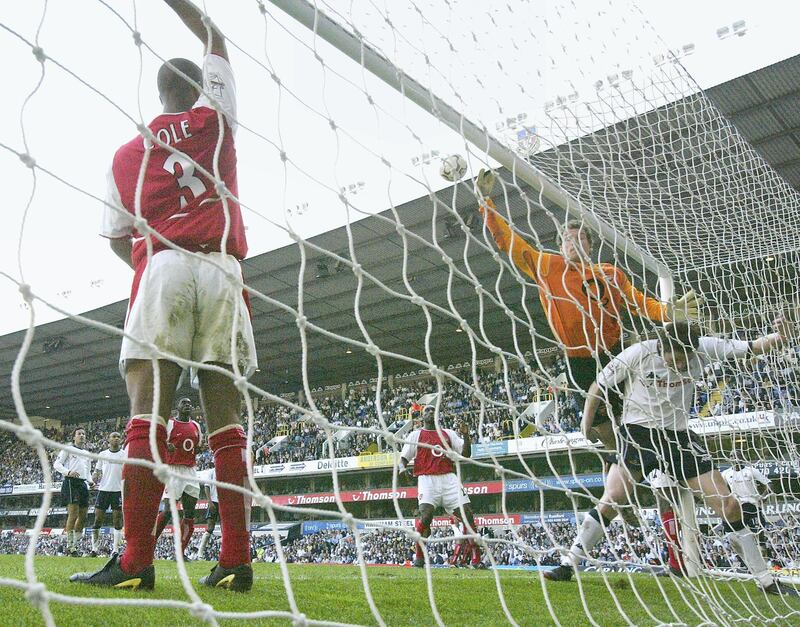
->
[667, 289, 703, 322]
[476, 168, 497, 199]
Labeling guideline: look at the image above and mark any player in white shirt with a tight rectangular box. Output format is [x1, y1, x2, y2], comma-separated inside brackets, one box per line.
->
[90, 433, 126, 556]
[54, 428, 93, 556]
[196, 466, 218, 559]
[722, 459, 772, 546]
[545, 320, 797, 597]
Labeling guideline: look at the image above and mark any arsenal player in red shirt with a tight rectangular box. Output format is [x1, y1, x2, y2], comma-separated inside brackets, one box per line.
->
[71, 0, 255, 592]
[399, 400, 483, 568]
[153, 398, 203, 558]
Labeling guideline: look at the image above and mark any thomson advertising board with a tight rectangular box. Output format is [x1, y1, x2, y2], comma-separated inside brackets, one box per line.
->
[269, 481, 504, 506]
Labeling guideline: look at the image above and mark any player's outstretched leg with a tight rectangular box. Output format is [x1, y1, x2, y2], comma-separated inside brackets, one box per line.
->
[71, 357, 182, 589]
[196, 366, 253, 591]
[659, 508, 685, 577]
[413, 504, 434, 568]
[198, 424, 252, 591]
[544, 505, 617, 582]
[71, 413, 169, 590]
[458, 505, 485, 569]
[179, 493, 197, 557]
[91, 517, 103, 557]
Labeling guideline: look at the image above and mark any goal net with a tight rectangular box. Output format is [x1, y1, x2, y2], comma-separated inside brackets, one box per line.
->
[2, 0, 800, 624]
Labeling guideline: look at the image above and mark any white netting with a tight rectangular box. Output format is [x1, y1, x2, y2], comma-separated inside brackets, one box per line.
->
[2, 0, 800, 624]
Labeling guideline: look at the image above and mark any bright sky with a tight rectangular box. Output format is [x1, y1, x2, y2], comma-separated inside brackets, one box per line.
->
[1, 0, 798, 336]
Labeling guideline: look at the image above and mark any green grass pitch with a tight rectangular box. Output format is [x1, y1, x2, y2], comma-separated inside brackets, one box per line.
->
[0, 555, 797, 625]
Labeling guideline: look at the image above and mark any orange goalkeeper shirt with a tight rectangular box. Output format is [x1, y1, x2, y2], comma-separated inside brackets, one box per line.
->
[481, 199, 667, 357]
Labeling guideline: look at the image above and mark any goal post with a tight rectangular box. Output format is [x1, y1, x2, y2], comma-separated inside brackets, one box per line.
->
[264, 0, 672, 283]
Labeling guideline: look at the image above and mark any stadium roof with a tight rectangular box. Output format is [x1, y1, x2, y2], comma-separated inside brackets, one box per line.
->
[2, 54, 800, 422]
[0, 179, 577, 422]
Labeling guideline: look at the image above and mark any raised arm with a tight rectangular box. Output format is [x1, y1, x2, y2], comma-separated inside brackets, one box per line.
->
[617, 272, 668, 321]
[617, 272, 702, 324]
[476, 169, 548, 282]
[164, 0, 227, 60]
[751, 316, 793, 355]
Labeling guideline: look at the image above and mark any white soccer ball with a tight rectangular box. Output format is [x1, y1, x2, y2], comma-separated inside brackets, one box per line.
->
[439, 154, 468, 182]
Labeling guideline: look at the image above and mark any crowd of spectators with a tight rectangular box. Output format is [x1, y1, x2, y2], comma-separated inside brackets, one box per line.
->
[6, 518, 799, 573]
[2, 343, 799, 486]
[693, 347, 800, 417]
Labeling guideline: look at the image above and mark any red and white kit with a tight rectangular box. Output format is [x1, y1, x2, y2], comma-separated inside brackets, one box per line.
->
[401, 428, 470, 514]
[102, 53, 257, 378]
[164, 417, 202, 499]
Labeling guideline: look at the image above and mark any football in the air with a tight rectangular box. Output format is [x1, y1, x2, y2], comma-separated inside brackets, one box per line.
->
[439, 154, 468, 182]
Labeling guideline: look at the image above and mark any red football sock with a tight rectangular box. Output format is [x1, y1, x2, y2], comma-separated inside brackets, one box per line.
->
[120, 416, 167, 575]
[415, 519, 430, 561]
[450, 541, 463, 565]
[154, 511, 168, 540]
[210, 425, 251, 568]
[661, 509, 684, 572]
[470, 542, 482, 565]
[180, 518, 194, 555]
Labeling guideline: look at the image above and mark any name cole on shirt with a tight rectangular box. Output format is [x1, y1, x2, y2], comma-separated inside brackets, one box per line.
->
[144, 119, 193, 149]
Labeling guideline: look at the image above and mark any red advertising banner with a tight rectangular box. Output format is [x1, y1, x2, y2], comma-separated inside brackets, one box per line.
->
[269, 480, 503, 506]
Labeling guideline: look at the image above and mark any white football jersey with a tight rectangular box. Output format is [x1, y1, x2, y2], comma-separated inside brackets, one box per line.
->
[54, 449, 92, 481]
[597, 337, 750, 430]
[197, 467, 218, 503]
[95, 448, 126, 492]
[722, 466, 770, 505]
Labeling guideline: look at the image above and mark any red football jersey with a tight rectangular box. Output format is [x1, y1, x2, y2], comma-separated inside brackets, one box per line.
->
[166, 418, 202, 467]
[104, 55, 246, 271]
[401, 428, 464, 476]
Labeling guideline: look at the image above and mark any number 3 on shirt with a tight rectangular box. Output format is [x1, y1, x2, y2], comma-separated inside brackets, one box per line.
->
[163, 152, 207, 208]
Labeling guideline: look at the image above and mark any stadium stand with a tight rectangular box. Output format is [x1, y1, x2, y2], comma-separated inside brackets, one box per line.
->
[1, 346, 798, 487]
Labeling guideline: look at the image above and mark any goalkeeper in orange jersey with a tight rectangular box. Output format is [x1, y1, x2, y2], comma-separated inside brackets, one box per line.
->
[476, 169, 700, 554]
[476, 168, 701, 449]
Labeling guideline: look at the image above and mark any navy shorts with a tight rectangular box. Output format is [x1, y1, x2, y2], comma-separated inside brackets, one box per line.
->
[61, 478, 89, 508]
[621, 424, 713, 482]
[96, 490, 122, 512]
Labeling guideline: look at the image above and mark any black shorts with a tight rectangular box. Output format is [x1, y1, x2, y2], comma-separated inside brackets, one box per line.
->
[620, 424, 713, 482]
[205, 501, 219, 522]
[96, 490, 122, 512]
[566, 349, 623, 426]
[61, 478, 89, 508]
[741, 502, 765, 530]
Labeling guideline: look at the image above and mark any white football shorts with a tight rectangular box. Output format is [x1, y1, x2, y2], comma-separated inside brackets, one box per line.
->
[417, 473, 470, 514]
[162, 465, 201, 500]
[119, 250, 257, 378]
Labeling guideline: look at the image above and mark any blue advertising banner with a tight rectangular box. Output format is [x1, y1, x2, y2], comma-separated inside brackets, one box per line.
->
[471, 441, 509, 459]
[505, 473, 603, 493]
[301, 520, 349, 534]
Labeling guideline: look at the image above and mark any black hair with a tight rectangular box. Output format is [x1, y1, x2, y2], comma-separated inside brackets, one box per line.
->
[157, 58, 202, 101]
[656, 321, 701, 355]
